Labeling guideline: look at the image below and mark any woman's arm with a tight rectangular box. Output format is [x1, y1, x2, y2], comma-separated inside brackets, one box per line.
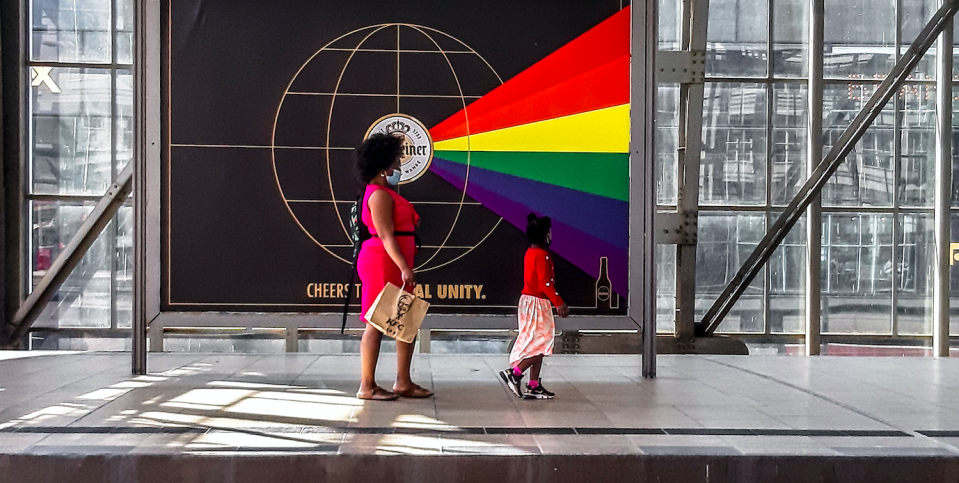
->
[368, 189, 416, 287]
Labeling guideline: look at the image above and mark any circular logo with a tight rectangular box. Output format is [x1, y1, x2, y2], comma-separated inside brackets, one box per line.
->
[365, 113, 433, 185]
[597, 286, 611, 302]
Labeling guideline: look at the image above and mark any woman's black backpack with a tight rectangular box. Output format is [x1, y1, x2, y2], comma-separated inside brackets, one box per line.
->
[341, 194, 370, 333]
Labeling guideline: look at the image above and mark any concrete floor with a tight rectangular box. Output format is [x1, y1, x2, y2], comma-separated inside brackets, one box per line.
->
[0, 352, 956, 459]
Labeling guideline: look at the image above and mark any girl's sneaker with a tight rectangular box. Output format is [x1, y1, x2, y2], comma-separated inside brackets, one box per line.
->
[523, 381, 555, 399]
[499, 369, 524, 398]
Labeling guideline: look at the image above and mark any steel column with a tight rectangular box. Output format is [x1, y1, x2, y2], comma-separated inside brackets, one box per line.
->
[675, 0, 709, 340]
[933, 0, 953, 358]
[133, 0, 161, 374]
[805, 0, 824, 355]
[132, 0, 147, 374]
[632, 0, 659, 378]
[701, 0, 959, 334]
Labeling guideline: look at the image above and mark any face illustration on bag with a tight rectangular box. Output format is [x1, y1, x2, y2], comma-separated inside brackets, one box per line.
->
[395, 295, 413, 318]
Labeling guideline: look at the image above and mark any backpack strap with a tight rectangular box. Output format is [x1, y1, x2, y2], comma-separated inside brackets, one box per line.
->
[341, 193, 364, 334]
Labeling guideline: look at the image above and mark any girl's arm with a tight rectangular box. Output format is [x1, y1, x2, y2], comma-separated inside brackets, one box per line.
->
[536, 252, 568, 317]
[368, 189, 416, 288]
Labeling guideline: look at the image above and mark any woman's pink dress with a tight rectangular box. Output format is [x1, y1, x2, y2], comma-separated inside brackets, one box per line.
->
[357, 184, 419, 323]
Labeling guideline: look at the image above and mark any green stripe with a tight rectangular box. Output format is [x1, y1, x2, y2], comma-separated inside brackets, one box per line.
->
[434, 151, 628, 201]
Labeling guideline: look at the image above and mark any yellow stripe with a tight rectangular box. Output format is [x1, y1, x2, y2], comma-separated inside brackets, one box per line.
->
[432, 104, 629, 153]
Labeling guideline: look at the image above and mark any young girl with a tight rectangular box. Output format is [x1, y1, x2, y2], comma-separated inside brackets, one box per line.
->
[500, 213, 570, 399]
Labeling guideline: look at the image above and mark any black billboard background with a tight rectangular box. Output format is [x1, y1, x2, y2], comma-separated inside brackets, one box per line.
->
[163, 0, 629, 316]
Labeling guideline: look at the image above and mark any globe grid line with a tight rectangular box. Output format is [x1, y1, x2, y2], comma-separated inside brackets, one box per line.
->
[400, 24, 474, 272]
[271, 23, 395, 265]
[324, 24, 395, 242]
[288, 92, 483, 99]
[271, 22, 507, 273]
[321, 48, 475, 54]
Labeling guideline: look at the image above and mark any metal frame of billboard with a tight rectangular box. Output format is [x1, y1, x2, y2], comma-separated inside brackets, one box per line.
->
[134, 0, 659, 373]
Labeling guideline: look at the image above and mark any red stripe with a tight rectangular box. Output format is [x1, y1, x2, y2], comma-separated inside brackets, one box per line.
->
[430, 7, 630, 142]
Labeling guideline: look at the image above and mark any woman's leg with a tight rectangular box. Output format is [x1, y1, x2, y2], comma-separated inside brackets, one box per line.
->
[359, 324, 383, 393]
[394, 339, 415, 390]
[394, 339, 433, 396]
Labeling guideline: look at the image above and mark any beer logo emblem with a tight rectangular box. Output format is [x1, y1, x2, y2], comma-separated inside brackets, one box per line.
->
[597, 286, 611, 302]
[365, 114, 433, 184]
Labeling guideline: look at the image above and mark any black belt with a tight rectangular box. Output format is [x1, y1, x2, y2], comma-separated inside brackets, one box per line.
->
[373, 231, 420, 248]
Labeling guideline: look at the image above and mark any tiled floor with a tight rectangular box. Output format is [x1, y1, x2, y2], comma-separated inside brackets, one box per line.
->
[0, 352, 958, 457]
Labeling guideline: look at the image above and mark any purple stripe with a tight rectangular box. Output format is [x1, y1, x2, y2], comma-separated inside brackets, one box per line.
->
[431, 159, 628, 295]
[431, 158, 628, 249]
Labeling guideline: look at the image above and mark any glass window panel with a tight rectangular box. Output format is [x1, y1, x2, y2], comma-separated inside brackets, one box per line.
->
[701, 83, 768, 205]
[951, 211, 959, 335]
[823, 0, 895, 79]
[951, 89, 959, 208]
[772, 0, 808, 78]
[32, 0, 112, 63]
[116, 0, 133, 64]
[897, 214, 934, 336]
[31, 201, 113, 329]
[900, 83, 936, 207]
[117, 70, 133, 171]
[706, 0, 769, 78]
[954, 18, 959, 80]
[31, 67, 114, 195]
[116, 206, 132, 328]
[771, 82, 808, 205]
[695, 212, 766, 333]
[769, 212, 805, 334]
[658, 84, 680, 205]
[821, 212, 893, 334]
[656, 243, 676, 333]
[822, 83, 895, 207]
[659, 0, 681, 50]
[901, 0, 938, 80]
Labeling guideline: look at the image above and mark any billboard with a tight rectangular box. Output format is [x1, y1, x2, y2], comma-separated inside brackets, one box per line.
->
[161, 0, 631, 319]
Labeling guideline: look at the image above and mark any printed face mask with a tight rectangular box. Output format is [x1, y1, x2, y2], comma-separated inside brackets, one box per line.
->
[386, 168, 402, 186]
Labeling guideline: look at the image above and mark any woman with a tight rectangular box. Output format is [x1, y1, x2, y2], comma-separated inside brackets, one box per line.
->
[354, 133, 433, 401]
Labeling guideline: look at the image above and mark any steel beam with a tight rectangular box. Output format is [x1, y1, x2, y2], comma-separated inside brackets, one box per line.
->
[6, 164, 133, 347]
[805, 0, 824, 355]
[133, 0, 160, 374]
[675, 0, 709, 341]
[933, 0, 953, 358]
[701, 0, 959, 335]
[632, 0, 659, 378]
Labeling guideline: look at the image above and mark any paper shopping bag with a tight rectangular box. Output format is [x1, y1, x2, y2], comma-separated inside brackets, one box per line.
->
[364, 283, 429, 343]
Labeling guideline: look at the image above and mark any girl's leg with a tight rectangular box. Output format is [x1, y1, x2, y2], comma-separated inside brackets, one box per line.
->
[515, 354, 543, 375]
[359, 324, 383, 393]
[529, 355, 544, 381]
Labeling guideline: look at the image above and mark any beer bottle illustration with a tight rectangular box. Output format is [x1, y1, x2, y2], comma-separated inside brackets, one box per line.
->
[596, 257, 618, 310]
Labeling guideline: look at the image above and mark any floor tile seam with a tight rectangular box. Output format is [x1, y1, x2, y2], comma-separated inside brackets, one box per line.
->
[834, 374, 959, 415]
[0, 354, 96, 379]
[285, 355, 323, 391]
[702, 357, 901, 432]
[0, 354, 107, 391]
[732, 363, 959, 417]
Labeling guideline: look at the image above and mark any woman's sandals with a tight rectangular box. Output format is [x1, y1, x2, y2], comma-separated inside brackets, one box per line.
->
[356, 386, 399, 401]
[392, 384, 434, 398]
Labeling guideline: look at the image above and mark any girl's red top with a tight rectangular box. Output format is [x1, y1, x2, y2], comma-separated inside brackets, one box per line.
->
[521, 247, 565, 307]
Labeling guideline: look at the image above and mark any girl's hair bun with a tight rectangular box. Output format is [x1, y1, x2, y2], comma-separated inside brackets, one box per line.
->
[527, 212, 538, 222]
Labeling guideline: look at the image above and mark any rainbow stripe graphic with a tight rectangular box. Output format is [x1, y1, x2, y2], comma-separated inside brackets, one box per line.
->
[429, 7, 630, 296]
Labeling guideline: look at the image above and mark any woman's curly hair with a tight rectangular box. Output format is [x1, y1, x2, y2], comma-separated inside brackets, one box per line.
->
[355, 133, 404, 184]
